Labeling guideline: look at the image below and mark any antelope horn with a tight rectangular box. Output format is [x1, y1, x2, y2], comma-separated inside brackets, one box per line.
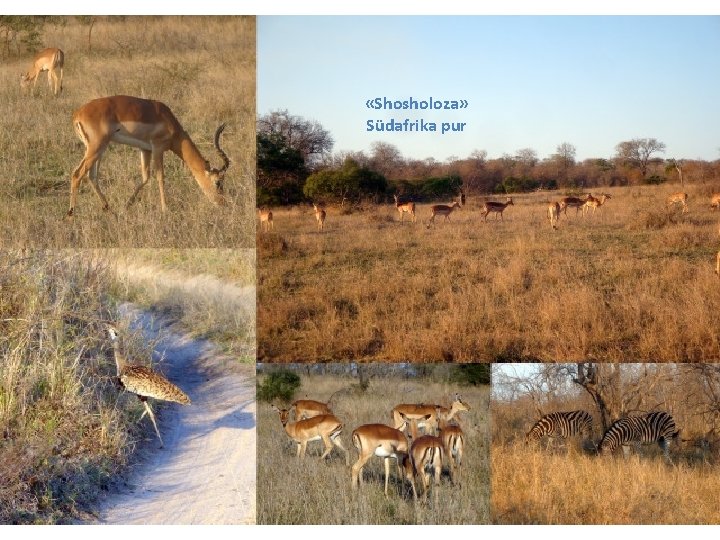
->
[212, 123, 230, 174]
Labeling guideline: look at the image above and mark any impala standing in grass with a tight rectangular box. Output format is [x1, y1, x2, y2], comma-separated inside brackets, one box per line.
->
[313, 203, 326, 230]
[666, 192, 688, 213]
[408, 434, 445, 500]
[711, 193, 720, 210]
[435, 394, 471, 428]
[439, 424, 464, 482]
[20, 47, 64, 96]
[428, 201, 461, 225]
[393, 194, 416, 223]
[582, 193, 611, 216]
[351, 423, 416, 499]
[271, 404, 349, 464]
[290, 398, 333, 420]
[392, 394, 469, 437]
[548, 202, 560, 229]
[558, 195, 590, 216]
[258, 208, 273, 232]
[67, 95, 229, 218]
[481, 197, 514, 222]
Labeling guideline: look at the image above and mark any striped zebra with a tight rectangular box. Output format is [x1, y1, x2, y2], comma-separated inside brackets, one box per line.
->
[598, 411, 679, 463]
[525, 410, 594, 447]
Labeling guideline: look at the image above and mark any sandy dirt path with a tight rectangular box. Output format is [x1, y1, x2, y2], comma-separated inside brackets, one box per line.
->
[94, 304, 256, 525]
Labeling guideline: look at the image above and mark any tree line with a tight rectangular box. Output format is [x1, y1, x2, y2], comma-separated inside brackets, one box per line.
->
[258, 109, 720, 206]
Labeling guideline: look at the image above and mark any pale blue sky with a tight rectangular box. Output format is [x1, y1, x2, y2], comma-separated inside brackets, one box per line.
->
[259, 16, 720, 162]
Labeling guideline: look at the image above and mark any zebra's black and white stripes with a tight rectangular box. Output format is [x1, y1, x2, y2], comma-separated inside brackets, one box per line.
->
[525, 410, 594, 445]
[598, 411, 679, 462]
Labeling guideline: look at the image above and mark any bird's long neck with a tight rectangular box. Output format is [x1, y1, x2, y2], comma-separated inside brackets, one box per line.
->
[111, 338, 125, 376]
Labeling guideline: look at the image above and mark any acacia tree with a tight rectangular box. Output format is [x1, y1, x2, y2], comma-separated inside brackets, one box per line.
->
[257, 110, 334, 169]
[368, 141, 403, 180]
[615, 138, 666, 179]
[551, 142, 576, 183]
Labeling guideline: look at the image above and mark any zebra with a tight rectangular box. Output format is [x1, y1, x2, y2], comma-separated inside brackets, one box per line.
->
[525, 410, 594, 450]
[598, 411, 680, 463]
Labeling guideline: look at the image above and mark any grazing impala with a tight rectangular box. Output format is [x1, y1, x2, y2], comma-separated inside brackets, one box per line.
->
[667, 192, 688, 213]
[313, 203, 326, 230]
[67, 95, 228, 218]
[408, 435, 445, 500]
[271, 404, 349, 464]
[290, 398, 333, 420]
[711, 194, 720, 211]
[548, 202, 560, 229]
[393, 194, 416, 223]
[258, 208, 273, 232]
[481, 197, 514, 222]
[428, 201, 461, 225]
[558, 195, 590, 216]
[20, 47, 64, 96]
[351, 423, 416, 499]
[582, 193, 611, 216]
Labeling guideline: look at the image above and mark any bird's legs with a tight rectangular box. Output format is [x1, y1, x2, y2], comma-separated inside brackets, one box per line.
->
[138, 396, 164, 447]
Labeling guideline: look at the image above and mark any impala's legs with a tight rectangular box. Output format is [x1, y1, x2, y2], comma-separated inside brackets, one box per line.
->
[126, 149, 151, 208]
[68, 143, 110, 217]
[331, 435, 350, 465]
[153, 149, 167, 212]
[319, 434, 334, 460]
[351, 452, 373, 489]
[384, 456, 391, 497]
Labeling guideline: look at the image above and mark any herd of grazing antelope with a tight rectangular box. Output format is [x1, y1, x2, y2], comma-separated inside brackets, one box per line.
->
[259, 187, 720, 276]
[17, 46, 231, 219]
[270, 393, 472, 502]
[524, 409, 684, 464]
[258, 187, 720, 232]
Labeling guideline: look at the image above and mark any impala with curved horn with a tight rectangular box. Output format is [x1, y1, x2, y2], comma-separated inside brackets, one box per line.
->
[67, 95, 229, 218]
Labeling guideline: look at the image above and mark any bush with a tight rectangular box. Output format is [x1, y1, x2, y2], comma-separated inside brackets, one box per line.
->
[644, 175, 667, 185]
[450, 364, 491, 386]
[257, 370, 301, 403]
[494, 176, 541, 194]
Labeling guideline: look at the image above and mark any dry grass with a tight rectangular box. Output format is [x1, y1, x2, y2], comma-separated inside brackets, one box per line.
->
[0, 250, 156, 523]
[492, 371, 720, 525]
[0, 16, 255, 248]
[0, 247, 255, 523]
[98, 248, 256, 360]
[258, 184, 720, 361]
[257, 373, 490, 524]
[492, 442, 720, 524]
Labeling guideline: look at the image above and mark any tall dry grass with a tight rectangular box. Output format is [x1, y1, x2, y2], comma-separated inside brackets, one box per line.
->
[0, 250, 159, 523]
[0, 16, 255, 248]
[492, 442, 720, 524]
[98, 248, 256, 360]
[258, 184, 720, 361]
[257, 373, 490, 524]
[492, 372, 720, 524]
[0, 247, 253, 523]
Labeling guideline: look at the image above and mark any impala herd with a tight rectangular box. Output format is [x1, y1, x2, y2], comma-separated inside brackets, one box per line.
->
[18, 46, 232, 218]
[271, 394, 472, 502]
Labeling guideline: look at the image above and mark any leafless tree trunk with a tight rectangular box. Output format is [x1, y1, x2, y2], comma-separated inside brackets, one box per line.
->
[573, 363, 613, 432]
